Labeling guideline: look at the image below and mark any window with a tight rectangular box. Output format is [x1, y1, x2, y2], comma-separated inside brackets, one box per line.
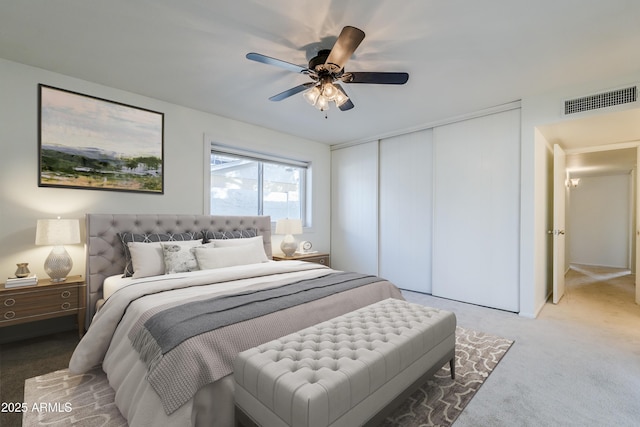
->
[210, 148, 308, 225]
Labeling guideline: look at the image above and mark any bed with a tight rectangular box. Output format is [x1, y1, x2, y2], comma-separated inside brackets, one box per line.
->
[69, 214, 403, 427]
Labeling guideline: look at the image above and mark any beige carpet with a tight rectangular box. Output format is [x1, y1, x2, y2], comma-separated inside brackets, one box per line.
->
[544, 264, 639, 336]
[405, 264, 640, 427]
[23, 326, 512, 427]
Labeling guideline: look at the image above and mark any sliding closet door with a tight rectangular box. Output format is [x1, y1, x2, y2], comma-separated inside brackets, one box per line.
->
[331, 142, 378, 275]
[432, 109, 520, 311]
[379, 130, 433, 292]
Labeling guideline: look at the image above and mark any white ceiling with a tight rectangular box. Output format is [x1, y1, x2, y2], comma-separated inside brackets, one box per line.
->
[539, 108, 640, 177]
[2, 0, 640, 147]
[565, 148, 636, 178]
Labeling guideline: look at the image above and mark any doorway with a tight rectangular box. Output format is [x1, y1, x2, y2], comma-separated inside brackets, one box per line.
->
[538, 107, 640, 306]
[566, 150, 635, 270]
[566, 147, 638, 303]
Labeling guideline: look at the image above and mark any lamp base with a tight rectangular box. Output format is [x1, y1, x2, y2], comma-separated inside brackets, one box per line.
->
[44, 245, 73, 282]
[280, 235, 298, 257]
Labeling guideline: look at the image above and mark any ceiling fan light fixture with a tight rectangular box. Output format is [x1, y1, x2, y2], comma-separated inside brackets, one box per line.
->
[333, 90, 349, 107]
[303, 85, 321, 105]
[315, 94, 329, 111]
[321, 81, 339, 101]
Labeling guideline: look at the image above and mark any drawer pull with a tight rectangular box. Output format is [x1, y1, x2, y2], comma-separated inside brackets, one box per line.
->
[3, 298, 15, 307]
[61, 302, 71, 310]
[318, 259, 326, 264]
[61, 291, 72, 298]
[4, 311, 15, 320]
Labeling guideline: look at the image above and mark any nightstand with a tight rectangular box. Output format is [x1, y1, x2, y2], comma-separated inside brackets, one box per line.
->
[0, 275, 86, 337]
[272, 252, 331, 267]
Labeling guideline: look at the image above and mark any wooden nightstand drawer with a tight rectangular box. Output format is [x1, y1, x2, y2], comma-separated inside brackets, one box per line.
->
[272, 253, 331, 268]
[0, 275, 86, 337]
[1, 286, 79, 321]
[300, 254, 330, 266]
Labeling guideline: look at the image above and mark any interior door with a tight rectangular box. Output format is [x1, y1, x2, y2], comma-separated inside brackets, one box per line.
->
[552, 144, 567, 304]
[636, 147, 640, 304]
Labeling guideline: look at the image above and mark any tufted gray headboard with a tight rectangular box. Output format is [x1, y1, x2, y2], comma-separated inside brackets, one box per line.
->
[85, 214, 272, 326]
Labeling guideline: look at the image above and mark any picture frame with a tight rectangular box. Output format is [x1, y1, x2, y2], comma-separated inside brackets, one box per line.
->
[38, 84, 164, 194]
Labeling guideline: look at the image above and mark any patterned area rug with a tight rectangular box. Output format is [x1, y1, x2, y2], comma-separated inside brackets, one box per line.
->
[23, 326, 512, 427]
[382, 327, 513, 426]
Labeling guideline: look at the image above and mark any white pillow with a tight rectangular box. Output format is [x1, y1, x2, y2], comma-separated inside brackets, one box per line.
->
[128, 240, 203, 278]
[211, 235, 268, 262]
[194, 244, 269, 270]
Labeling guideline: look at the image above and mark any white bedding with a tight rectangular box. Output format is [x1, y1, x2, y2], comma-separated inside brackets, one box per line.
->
[70, 261, 403, 427]
[102, 274, 133, 300]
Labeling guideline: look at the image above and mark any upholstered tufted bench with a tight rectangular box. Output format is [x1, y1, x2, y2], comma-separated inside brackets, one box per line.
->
[233, 298, 456, 427]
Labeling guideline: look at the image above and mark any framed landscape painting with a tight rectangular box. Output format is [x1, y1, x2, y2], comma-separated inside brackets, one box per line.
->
[38, 84, 164, 193]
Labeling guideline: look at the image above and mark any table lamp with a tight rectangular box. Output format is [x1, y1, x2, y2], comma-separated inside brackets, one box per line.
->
[275, 218, 302, 257]
[35, 217, 81, 282]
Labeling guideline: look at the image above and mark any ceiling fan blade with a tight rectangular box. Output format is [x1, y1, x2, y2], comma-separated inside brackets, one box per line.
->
[344, 72, 409, 84]
[246, 52, 309, 74]
[339, 98, 355, 111]
[335, 84, 354, 111]
[325, 26, 365, 72]
[269, 82, 315, 101]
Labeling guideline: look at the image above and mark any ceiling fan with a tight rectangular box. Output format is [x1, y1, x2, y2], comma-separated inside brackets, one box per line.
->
[246, 26, 409, 112]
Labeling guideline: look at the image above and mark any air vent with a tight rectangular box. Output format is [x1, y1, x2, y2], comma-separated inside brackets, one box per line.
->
[564, 86, 637, 115]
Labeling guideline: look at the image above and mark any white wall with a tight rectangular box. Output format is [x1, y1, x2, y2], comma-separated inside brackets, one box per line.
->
[0, 58, 331, 281]
[569, 174, 631, 268]
[7, 53, 639, 319]
[330, 71, 640, 318]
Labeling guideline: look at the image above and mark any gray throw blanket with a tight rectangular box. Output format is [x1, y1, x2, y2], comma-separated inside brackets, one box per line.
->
[135, 272, 379, 358]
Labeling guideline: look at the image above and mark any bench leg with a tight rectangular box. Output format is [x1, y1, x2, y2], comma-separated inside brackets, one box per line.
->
[449, 358, 455, 379]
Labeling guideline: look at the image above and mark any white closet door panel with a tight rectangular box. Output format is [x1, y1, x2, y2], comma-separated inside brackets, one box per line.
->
[433, 109, 520, 311]
[379, 129, 433, 293]
[331, 142, 378, 275]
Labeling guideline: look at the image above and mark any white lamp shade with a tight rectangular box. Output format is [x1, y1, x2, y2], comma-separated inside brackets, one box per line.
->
[303, 86, 321, 105]
[275, 218, 303, 235]
[35, 218, 81, 246]
[333, 90, 349, 107]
